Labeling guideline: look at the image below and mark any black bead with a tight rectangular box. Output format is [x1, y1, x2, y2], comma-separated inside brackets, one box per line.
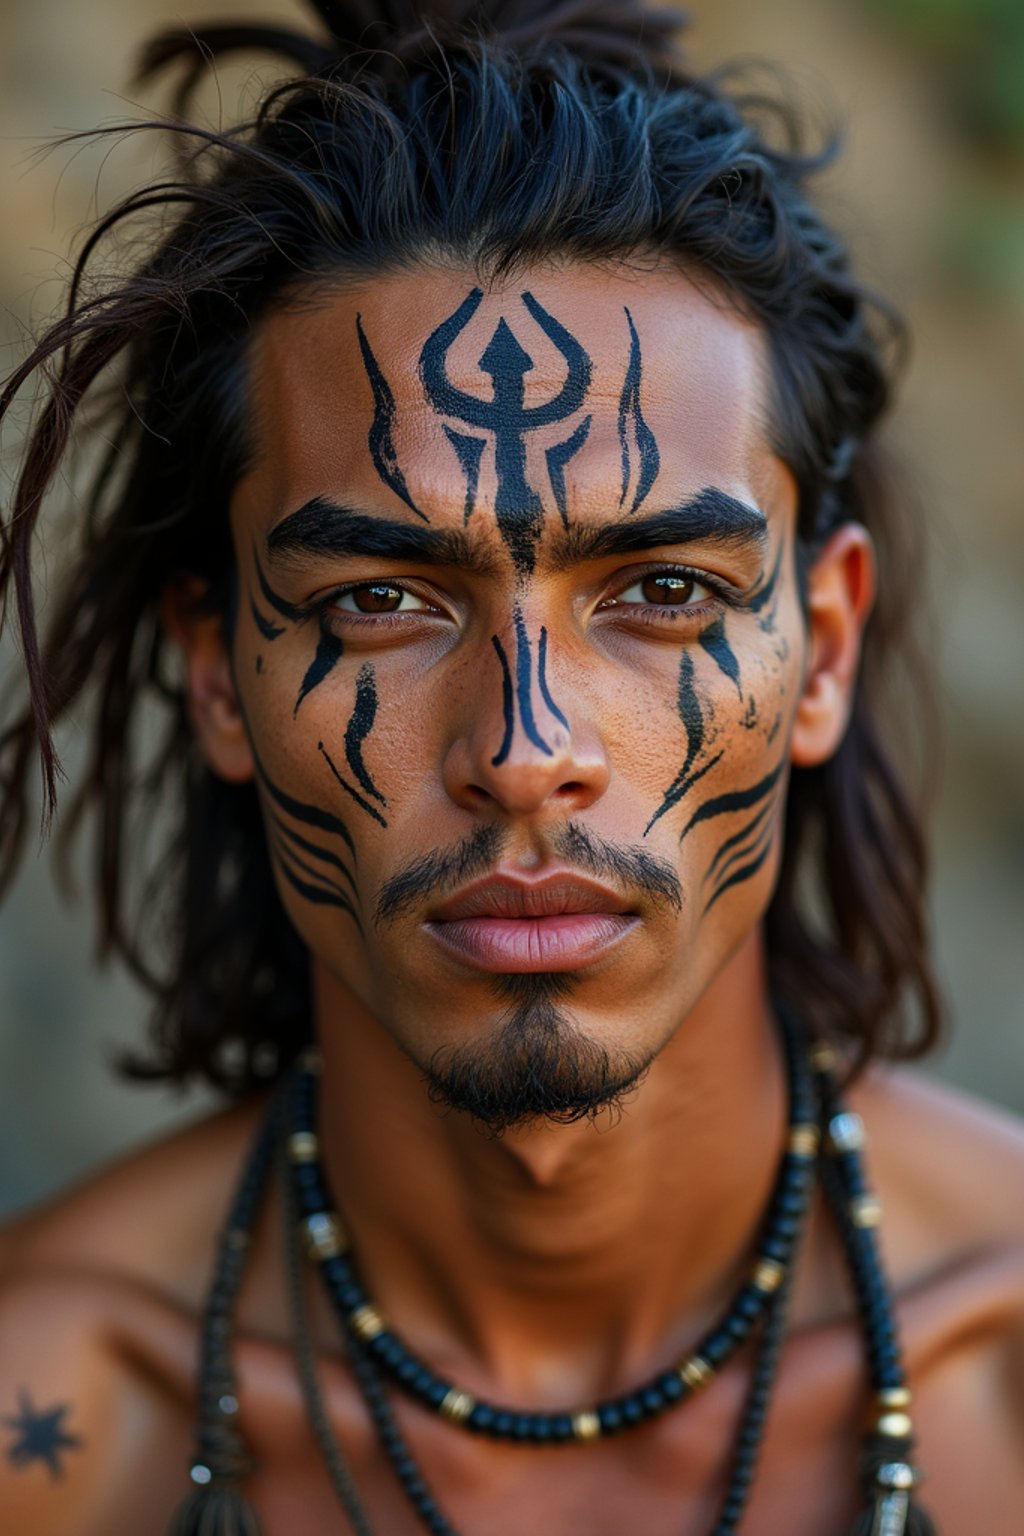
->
[621, 1395, 644, 1425]
[640, 1387, 664, 1416]
[468, 1404, 494, 1434]
[597, 1403, 623, 1434]
[658, 1371, 684, 1402]
[550, 1414, 574, 1442]
[703, 1329, 733, 1366]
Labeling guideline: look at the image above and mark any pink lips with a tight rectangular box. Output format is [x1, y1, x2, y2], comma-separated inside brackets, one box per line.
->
[424, 874, 640, 973]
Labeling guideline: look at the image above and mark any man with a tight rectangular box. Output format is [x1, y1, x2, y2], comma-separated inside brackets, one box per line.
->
[0, 3, 1022, 1532]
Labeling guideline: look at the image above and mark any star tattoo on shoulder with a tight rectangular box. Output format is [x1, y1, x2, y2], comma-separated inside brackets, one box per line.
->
[3, 1388, 83, 1479]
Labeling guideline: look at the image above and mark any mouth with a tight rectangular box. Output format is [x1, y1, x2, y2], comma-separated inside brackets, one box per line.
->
[424, 873, 640, 973]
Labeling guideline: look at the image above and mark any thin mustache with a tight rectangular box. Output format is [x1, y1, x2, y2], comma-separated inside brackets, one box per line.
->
[373, 821, 682, 926]
[374, 825, 507, 924]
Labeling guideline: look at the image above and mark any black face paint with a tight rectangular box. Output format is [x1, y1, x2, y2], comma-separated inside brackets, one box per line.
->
[248, 542, 347, 714]
[255, 654, 264, 674]
[293, 630, 344, 716]
[344, 663, 386, 807]
[644, 651, 724, 836]
[698, 616, 743, 696]
[702, 799, 776, 913]
[545, 416, 591, 528]
[490, 634, 516, 768]
[268, 824, 363, 928]
[748, 540, 784, 632]
[420, 288, 593, 574]
[742, 697, 758, 729]
[617, 307, 661, 516]
[2, 1390, 83, 1480]
[442, 423, 486, 524]
[318, 740, 388, 828]
[537, 626, 569, 731]
[252, 543, 303, 623]
[678, 758, 786, 846]
[250, 598, 285, 642]
[248, 738, 362, 925]
[490, 606, 560, 765]
[356, 315, 428, 522]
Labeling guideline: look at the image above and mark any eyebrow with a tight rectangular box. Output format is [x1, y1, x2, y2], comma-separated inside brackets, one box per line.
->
[549, 489, 770, 569]
[266, 496, 500, 576]
[264, 485, 767, 577]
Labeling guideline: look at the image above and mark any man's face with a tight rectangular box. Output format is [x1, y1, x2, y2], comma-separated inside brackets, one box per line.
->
[226, 262, 807, 1126]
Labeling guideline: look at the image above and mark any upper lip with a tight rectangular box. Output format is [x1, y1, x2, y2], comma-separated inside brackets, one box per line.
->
[428, 872, 635, 922]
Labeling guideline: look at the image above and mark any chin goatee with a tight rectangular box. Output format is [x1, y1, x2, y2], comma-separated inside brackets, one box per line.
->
[423, 972, 649, 1133]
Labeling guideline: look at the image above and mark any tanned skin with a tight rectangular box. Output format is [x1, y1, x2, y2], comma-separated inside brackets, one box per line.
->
[1, 265, 1022, 1535]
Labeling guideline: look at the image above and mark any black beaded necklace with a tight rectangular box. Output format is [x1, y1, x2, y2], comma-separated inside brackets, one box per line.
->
[287, 1014, 817, 1446]
[169, 1021, 938, 1536]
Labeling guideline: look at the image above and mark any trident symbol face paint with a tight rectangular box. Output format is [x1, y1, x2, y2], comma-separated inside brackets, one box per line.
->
[419, 288, 593, 573]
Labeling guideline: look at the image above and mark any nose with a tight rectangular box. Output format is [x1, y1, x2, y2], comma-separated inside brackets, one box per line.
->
[442, 610, 610, 819]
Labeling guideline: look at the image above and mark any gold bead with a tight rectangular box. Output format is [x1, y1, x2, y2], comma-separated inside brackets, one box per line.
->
[788, 1124, 820, 1158]
[350, 1304, 386, 1341]
[678, 1355, 713, 1391]
[288, 1131, 319, 1163]
[875, 1411, 914, 1440]
[440, 1389, 476, 1424]
[752, 1257, 786, 1293]
[849, 1192, 883, 1228]
[303, 1211, 346, 1260]
[807, 1040, 838, 1072]
[571, 1410, 601, 1442]
[876, 1387, 912, 1409]
[298, 1046, 323, 1073]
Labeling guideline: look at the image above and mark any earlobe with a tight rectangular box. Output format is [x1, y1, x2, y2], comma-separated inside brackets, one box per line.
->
[161, 580, 255, 784]
[789, 523, 875, 769]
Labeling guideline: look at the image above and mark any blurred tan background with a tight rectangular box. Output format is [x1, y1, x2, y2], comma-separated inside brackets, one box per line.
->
[1, 0, 1022, 1218]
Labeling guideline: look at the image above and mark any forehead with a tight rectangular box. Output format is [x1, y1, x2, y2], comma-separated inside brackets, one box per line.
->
[241, 262, 783, 530]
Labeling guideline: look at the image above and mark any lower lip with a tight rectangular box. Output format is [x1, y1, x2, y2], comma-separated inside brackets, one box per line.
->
[423, 914, 639, 972]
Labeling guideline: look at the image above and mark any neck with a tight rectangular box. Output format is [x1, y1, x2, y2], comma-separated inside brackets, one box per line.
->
[311, 931, 787, 1408]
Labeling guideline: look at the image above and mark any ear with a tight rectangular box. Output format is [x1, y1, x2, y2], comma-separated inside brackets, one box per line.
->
[789, 523, 875, 769]
[161, 579, 255, 783]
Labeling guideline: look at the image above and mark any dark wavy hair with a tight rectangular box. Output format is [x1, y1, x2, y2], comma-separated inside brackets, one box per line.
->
[0, 0, 941, 1094]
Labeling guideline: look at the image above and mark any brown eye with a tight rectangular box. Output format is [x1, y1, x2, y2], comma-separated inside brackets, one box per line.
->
[612, 570, 710, 609]
[641, 574, 695, 605]
[337, 582, 423, 614]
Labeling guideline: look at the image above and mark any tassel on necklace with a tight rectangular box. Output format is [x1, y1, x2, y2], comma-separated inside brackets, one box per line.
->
[168, 1481, 263, 1536]
[847, 1433, 936, 1536]
[166, 1108, 280, 1536]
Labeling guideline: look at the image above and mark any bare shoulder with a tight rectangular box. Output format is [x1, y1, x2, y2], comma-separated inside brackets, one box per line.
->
[0, 1095, 265, 1301]
[850, 1065, 1024, 1262]
[0, 1098, 264, 1536]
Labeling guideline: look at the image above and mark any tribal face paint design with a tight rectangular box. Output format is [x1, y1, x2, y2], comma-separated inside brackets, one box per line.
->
[249, 542, 346, 715]
[248, 732, 362, 930]
[618, 308, 661, 515]
[418, 293, 662, 573]
[420, 288, 593, 574]
[491, 606, 568, 766]
[356, 315, 429, 523]
[318, 663, 389, 833]
[644, 542, 791, 915]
